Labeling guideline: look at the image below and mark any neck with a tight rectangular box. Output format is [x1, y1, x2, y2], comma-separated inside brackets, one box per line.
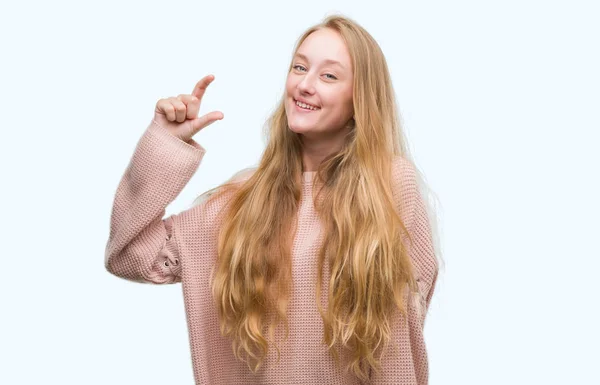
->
[300, 126, 351, 171]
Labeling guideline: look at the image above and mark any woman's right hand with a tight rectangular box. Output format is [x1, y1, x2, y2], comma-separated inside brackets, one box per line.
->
[154, 74, 224, 143]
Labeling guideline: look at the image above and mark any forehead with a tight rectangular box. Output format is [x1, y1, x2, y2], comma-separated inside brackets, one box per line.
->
[295, 28, 351, 69]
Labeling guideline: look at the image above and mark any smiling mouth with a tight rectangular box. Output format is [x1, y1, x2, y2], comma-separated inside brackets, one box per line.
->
[294, 99, 320, 111]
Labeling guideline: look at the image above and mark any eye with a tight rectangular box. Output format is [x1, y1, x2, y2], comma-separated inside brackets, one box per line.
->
[293, 64, 306, 72]
[324, 73, 337, 80]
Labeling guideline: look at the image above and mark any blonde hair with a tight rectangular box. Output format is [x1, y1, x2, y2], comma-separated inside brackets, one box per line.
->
[191, 14, 443, 383]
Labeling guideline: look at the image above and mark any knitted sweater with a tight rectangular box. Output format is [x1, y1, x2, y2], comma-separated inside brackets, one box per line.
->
[104, 119, 439, 385]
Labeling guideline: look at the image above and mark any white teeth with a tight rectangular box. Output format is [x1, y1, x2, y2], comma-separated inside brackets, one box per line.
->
[296, 100, 319, 110]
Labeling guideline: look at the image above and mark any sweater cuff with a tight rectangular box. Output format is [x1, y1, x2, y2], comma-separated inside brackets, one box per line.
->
[148, 118, 207, 156]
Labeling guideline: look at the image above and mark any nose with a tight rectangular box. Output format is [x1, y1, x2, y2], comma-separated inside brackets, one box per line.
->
[297, 72, 316, 95]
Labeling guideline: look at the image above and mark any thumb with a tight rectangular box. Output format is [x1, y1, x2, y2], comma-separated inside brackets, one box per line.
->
[190, 111, 224, 134]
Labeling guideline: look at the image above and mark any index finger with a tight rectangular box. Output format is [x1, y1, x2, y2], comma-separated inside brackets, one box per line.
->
[192, 74, 215, 102]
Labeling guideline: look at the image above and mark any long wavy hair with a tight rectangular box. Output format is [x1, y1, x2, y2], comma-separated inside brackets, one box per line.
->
[190, 14, 443, 383]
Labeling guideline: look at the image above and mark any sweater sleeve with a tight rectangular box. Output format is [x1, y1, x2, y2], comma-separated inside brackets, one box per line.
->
[371, 158, 439, 385]
[407, 178, 439, 316]
[397, 157, 439, 316]
[104, 118, 206, 284]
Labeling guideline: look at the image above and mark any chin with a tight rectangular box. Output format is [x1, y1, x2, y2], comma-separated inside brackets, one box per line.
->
[286, 115, 312, 134]
[287, 123, 312, 134]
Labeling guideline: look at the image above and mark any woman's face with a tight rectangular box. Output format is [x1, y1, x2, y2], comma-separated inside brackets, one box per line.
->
[285, 28, 354, 139]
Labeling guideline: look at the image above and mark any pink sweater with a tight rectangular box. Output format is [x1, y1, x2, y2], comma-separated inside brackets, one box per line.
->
[104, 119, 439, 385]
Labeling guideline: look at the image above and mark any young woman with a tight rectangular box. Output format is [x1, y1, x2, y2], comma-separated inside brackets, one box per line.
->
[105, 14, 441, 385]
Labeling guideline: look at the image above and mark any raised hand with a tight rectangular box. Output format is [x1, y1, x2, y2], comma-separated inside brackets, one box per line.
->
[154, 74, 224, 143]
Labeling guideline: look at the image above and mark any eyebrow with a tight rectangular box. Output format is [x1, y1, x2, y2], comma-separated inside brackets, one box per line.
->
[294, 52, 346, 70]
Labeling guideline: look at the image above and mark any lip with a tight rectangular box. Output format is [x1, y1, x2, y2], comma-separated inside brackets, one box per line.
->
[293, 98, 320, 112]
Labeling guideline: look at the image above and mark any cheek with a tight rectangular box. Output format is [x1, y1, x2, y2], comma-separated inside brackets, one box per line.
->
[324, 87, 352, 110]
[284, 79, 294, 109]
[345, 97, 354, 114]
[285, 75, 297, 93]
[343, 87, 353, 109]
[326, 96, 353, 117]
[341, 91, 354, 116]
